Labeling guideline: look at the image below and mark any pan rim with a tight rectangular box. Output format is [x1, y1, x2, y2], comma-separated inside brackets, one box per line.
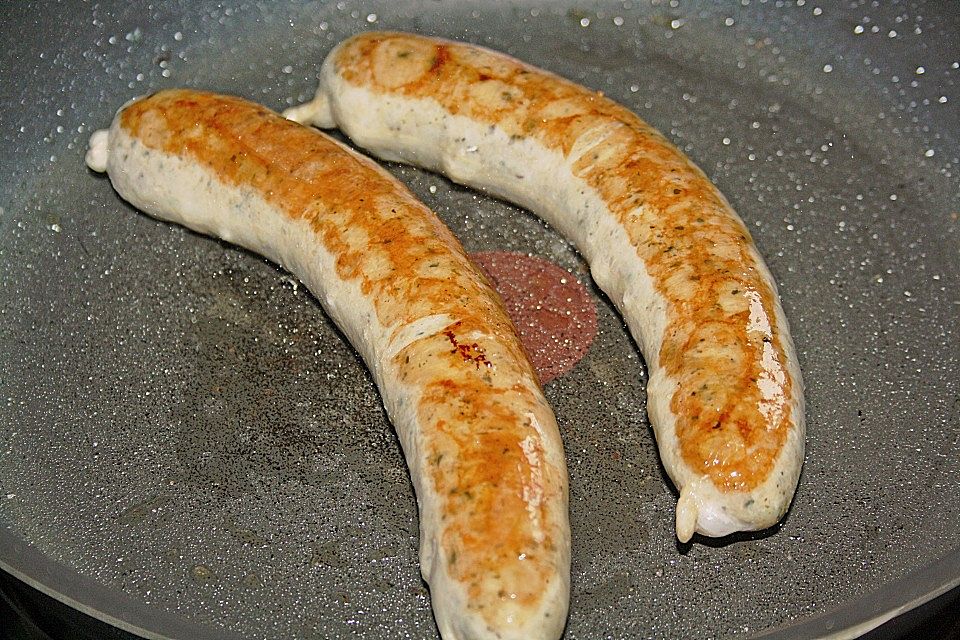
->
[0, 521, 241, 640]
[3, 518, 958, 639]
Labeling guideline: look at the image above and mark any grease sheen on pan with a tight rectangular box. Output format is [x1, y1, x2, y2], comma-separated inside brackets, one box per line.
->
[86, 89, 570, 640]
[285, 31, 806, 542]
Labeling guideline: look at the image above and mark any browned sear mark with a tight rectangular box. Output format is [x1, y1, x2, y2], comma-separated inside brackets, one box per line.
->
[444, 326, 492, 369]
[429, 44, 450, 73]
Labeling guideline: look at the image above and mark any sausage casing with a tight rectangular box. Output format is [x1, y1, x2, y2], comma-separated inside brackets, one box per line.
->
[87, 89, 570, 640]
[287, 32, 806, 542]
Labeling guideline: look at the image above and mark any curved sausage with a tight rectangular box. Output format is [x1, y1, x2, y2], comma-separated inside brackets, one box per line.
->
[285, 32, 805, 542]
[86, 89, 569, 640]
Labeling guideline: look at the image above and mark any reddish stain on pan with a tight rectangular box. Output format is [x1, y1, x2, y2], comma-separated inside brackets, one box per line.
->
[471, 251, 598, 384]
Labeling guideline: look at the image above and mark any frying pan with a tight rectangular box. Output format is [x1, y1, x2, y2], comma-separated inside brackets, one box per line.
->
[1, 1, 957, 638]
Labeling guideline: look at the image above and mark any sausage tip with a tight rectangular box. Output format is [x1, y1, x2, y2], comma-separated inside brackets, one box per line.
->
[676, 486, 697, 543]
[85, 129, 110, 173]
[283, 91, 334, 128]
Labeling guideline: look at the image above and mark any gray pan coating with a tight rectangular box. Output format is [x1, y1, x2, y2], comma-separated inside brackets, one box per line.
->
[0, 1, 958, 638]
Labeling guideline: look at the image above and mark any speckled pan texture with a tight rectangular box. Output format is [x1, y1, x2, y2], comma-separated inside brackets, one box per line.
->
[0, 1, 957, 639]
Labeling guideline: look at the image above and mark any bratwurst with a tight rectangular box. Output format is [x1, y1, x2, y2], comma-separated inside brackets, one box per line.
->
[87, 89, 570, 640]
[285, 32, 805, 542]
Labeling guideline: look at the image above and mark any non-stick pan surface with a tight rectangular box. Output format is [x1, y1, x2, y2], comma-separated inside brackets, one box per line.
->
[1, 1, 957, 638]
